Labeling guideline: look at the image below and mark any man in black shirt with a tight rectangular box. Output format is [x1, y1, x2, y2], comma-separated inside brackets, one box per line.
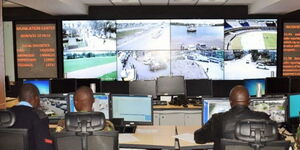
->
[194, 85, 271, 150]
[10, 83, 53, 150]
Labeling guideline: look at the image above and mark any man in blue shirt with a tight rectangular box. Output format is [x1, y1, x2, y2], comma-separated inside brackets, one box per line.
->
[10, 83, 54, 150]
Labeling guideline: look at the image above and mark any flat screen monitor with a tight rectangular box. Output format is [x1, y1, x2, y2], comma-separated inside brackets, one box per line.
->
[289, 78, 300, 93]
[288, 94, 300, 118]
[212, 80, 244, 97]
[23, 79, 50, 95]
[40, 94, 68, 119]
[111, 95, 153, 125]
[68, 93, 110, 119]
[249, 97, 286, 123]
[202, 98, 230, 124]
[157, 76, 185, 96]
[76, 78, 101, 92]
[186, 79, 212, 97]
[266, 77, 289, 95]
[244, 79, 266, 96]
[129, 80, 157, 99]
[50, 79, 76, 94]
[101, 81, 129, 94]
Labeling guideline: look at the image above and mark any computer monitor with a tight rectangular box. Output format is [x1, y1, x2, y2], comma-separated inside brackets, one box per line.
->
[286, 93, 300, 133]
[202, 98, 230, 124]
[0, 128, 28, 150]
[51, 79, 76, 94]
[129, 80, 157, 99]
[244, 79, 266, 97]
[23, 79, 50, 95]
[157, 76, 185, 96]
[111, 95, 153, 125]
[40, 94, 68, 119]
[76, 78, 101, 92]
[212, 80, 244, 97]
[265, 77, 289, 95]
[186, 79, 212, 98]
[249, 97, 286, 123]
[68, 93, 110, 119]
[289, 78, 300, 93]
[101, 81, 129, 94]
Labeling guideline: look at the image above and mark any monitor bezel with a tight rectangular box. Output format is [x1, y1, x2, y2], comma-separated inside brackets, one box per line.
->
[110, 94, 153, 125]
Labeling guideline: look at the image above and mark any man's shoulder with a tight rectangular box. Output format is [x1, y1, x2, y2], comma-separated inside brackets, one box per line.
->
[250, 110, 270, 119]
[10, 106, 48, 120]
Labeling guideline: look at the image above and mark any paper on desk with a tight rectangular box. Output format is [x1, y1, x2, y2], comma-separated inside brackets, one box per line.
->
[135, 129, 158, 134]
[119, 134, 139, 143]
[173, 133, 195, 144]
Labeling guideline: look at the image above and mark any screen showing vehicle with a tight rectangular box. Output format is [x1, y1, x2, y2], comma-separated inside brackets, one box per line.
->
[283, 22, 300, 76]
[15, 23, 57, 78]
[171, 50, 224, 79]
[62, 20, 116, 51]
[289, 94, 300, 118]
[171, 19, 224, 50]
[23, 79, 50, 95]
[244, 79, 266, 96]
[40, 94, 68, 118]
[111, 95, 152, 124]
[64, 51, 117, 80]
[202, 98, 230, 124]
[250, 98, 286, 122]
[68, 93, 110, 119]
[157, 76, 185, 96]
[224, 50, 276, 79]
[117, 50, 170, 80]
[224, 19, 277, 50]
[116, 20, 170, 50]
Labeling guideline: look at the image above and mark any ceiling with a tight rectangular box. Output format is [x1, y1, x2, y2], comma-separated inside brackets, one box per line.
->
[3, 0, 300, 15]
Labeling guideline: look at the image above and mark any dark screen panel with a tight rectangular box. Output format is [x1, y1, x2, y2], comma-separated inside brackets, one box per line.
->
[212, 80, 244, 97]
[75, 79, 101, 92]
[157, 76, 185, 96]
[266, 77, 289, 95]
[290, 78, 300, 93]
[186, 79, 212, 97]
[101, 81, 129, 94]
[129, 80, 157, 99]
[50, 79, 76, 94]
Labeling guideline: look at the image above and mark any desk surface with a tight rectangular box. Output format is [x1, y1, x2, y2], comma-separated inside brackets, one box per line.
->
[119, 125, 176, 149]
[154, 104, 201, 110]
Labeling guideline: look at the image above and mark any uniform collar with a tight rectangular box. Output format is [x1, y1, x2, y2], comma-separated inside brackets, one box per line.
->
[17, 101, 33, 108]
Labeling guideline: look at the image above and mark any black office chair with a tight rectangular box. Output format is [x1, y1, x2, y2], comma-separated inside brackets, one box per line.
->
[0, 109, 29, 150]
[53, 112, 119, 150]
[221, 119, 290, 150]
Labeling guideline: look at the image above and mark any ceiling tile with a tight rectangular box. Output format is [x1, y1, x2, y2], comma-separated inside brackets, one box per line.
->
[139, 0, 168, 5]
[169, 0, 198, 5]
[110, 0, 140, 5]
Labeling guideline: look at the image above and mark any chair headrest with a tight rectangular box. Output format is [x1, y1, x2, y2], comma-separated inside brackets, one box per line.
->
[65, 112, 105, 132]
[0, 109, 15, 128]
[235, 119, 278, 143]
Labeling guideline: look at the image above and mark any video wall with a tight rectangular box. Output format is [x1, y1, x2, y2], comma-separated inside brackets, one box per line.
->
[14, 19, 277, 80]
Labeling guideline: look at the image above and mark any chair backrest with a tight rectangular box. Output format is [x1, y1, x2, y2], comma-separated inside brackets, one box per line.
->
[221, 138, 290, 150]
[0, 109, 29, 150]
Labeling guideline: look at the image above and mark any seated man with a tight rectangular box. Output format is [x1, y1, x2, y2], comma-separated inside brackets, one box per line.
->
[194, 85, 274, 150]
[56, 86, 114, 132]
[10, 83, 53, 150]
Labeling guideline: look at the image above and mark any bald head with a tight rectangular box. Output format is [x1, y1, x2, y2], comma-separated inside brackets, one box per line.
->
[229, 85, 250, 107]
[19, 84, 40, 108]
[74, 86, 94, 112]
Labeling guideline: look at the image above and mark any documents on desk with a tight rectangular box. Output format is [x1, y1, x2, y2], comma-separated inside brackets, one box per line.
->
[173, 133, 195, 144]
[119, 134, 139, 143]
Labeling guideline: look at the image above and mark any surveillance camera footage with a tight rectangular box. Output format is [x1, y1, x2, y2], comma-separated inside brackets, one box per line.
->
[171, 19, 224, 50]
[224, 19, 277, 50]
[40, 96, 67, 117]
[117, 50, 170, 80]
[224, 50, 276, 79]
[171, 50, 224, 79]
[63, 20, 116, 51]
[116, 20, 170, 50]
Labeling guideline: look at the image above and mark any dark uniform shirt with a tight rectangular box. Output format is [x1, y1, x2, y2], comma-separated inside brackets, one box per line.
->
[194, 105, 271, 150]
[10, 105, 54, 150]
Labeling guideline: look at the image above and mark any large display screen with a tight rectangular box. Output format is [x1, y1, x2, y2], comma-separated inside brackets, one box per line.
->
[283, 23, 300, 76]
[15, 23, 57, 78]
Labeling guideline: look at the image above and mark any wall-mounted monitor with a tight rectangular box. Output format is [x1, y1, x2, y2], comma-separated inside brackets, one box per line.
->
[157, 76, 185, 96]
[116, 20, 170, 50]
[15, 23, 57, 78]
[211, 80, 244, 97]
[101, 81, 129, 94]
[265, 77, 289, 95]
[50, 79, 76, 94]
[171, 50, 224, 79]
[224, 19, 277, 50]
[129, 80, 157, 99]
[224, 49, 276, 79]
[244, 79, 266, 97]
[202, 98, 230, 124]
[111, 94, 153, 125]
[23, 79, 50, 95]
[185, 79, 212, 98]
[64, 51, 117, 80]
[62, 20, 116, 51]
[171, 19, 224, 50]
